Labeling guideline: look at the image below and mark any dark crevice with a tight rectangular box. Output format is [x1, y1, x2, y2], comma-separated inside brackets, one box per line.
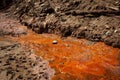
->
[0, 0, 13, 10]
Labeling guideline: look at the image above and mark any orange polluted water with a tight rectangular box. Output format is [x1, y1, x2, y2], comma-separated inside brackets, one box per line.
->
[13, 30, 120, 80]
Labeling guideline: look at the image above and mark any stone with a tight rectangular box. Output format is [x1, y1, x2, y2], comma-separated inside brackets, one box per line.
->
[65, 44, 69, 47]
[52, 40, 58, 44]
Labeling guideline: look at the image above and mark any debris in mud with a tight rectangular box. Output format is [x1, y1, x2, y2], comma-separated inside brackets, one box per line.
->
[0, 38, 55, 80]
[7, 0, 120, 48]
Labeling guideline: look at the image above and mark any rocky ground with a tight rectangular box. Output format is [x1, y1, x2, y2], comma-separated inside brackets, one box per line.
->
[0, 37, 55, 80]
[7, 0, 120, 48]
[0, 13, 55, 80]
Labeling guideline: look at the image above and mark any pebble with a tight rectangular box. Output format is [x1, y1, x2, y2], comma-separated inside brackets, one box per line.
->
[105, 31, 111, 35]
[114, 30, 117, 33]
[105, 25, 110, 29]
[52, 40, 58, 44]
[65, 44, 69, 47]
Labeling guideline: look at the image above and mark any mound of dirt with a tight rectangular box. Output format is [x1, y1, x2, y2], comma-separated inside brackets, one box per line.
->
[0, 38, 55, 80]
[7, 0, 120, 48]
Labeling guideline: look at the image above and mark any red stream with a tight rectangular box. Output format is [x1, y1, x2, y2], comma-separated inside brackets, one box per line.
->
[13, 30, 120, 80]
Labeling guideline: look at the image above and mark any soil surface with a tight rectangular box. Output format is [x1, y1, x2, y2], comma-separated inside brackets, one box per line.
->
[7, 0, 120, 48]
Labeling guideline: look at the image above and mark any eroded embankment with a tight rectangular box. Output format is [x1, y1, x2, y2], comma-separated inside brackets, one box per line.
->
[12, 30, 120, 80]
[7, 0, 120, 48]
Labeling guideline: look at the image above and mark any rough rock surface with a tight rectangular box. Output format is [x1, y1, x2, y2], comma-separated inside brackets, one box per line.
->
[0, 13, 27, 36]
[7, 0, 120, 48]
[0, 38, 55, 80]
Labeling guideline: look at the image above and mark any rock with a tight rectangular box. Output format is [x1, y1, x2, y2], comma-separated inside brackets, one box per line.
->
[105, 25, 110, 29]
[52, 40, 58, 44]
[114, 30, 118, 33]
[65, 44, 69, 47]
[105, 31, 111, 35]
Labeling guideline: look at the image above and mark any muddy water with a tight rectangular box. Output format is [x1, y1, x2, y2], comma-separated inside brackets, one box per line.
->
[12, 30, 120, 80]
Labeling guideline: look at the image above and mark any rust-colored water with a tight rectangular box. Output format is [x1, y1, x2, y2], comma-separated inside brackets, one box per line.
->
[13, 30, 120, 80]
